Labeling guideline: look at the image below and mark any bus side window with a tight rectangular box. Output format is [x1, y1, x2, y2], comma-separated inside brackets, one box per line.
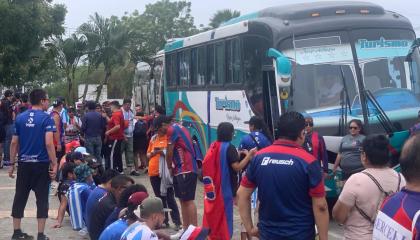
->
[208, 44, 215, 85]
[226, 38, 242, 84]
[215, 42, 225, 85]
[166, 53, 178, 87]
[179, 50, 190, 87]
[191, 47, 206, 86]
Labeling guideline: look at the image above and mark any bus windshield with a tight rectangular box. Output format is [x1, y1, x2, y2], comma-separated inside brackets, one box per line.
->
[281, 29, 420, 119]
[281, 32, 358, 117]
[352, 29, 420, 112]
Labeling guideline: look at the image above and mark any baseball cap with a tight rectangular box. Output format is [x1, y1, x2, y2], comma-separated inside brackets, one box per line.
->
[139, 197, 171, 218]
[74, 164, 94, 182]
[128, 192, 149, 206]
[180, 225, 210, 240]
[74, 147, 89, 155]
[86, 156, 101, 169]
[53, 97, 64, 107]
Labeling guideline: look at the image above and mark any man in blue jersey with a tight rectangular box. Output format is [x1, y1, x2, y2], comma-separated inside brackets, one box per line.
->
[85, 169, 119, 230]
[68, 164, 95, 232]
[238, 111, 329, 240]
[9, 89, 57, 240]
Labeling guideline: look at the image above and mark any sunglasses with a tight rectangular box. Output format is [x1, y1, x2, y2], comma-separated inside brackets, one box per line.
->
[306, 122, 314, 127]
[349, 126, 359, 130]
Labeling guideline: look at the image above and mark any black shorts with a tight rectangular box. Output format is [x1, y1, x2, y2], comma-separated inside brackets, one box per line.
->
[173, 172, 197, 201]
[12, 162, 51, 219]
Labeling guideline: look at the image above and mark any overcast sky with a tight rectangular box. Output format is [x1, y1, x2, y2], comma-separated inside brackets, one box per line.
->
[53, 0, 420, 35]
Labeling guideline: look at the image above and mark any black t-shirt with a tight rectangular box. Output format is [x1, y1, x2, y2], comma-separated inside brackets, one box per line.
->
[88, 192, 117, 240]
[226, 144, 240, 196]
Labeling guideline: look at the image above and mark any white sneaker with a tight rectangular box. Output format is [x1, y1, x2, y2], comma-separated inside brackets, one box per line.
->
[78, 227, 88, 236]
[169, 229, 184, 240]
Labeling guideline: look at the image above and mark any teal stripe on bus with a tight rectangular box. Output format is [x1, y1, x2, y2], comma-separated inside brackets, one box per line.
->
[164, 39, 184, 52]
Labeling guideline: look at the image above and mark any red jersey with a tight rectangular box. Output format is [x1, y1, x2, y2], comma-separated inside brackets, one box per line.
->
[108, 110, 125, 140]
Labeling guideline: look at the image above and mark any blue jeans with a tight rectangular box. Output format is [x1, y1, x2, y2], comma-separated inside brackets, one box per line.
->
[84, 136, 102, 163]
[4, 124, 14, 162]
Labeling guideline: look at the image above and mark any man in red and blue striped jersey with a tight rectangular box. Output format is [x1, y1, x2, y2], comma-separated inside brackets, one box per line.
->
[159, 115, 198, 230]
[373, 134, 420, 240]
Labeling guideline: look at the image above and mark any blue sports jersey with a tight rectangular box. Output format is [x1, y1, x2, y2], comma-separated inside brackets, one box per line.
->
[241, 139, 325, 240]
[14, 109, 56, 163]
[86, 186, 107, 230]
[120, 222, 158, 240]
[99, 219, 129, 240]
[67, 182, 93, 230]
[239, 131, 272, 151]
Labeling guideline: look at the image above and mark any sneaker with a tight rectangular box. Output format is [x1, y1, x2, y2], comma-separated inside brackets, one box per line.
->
[130, 170, 140, 176]
[11, 232, 34, 240]
[37, 233, 49, 240]
[173, 224, 182, 231]
[169, 229, 184, 240]
[3, 160, 11, 166]
[78, 227, 88, 236]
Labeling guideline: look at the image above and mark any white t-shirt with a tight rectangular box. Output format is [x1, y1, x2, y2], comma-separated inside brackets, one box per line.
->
[339, 168, 406, 240]
[120, 222, 158, 240]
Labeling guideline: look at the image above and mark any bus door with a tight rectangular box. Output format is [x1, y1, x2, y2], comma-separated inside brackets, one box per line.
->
[262, 69, 281, 138]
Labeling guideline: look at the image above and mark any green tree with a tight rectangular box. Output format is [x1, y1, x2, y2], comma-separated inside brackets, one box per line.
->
[79, 13, 130, 102]
[47, 34, 87, 103]
[0, 0, 66, 86]
[122, 0, 197, 65]
[209, 9, 240, 29]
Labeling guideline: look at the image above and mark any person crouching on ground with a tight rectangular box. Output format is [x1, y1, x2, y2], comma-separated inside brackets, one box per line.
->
[120, 197, 171, 240]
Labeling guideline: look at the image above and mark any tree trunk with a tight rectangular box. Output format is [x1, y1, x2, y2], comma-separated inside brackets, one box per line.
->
[82, 66, 93, 102]
[95, 70, 111, 102]
[67, 76, 73, 105]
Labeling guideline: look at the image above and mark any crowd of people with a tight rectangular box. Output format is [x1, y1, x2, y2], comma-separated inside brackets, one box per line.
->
[1, 88, 419, 240]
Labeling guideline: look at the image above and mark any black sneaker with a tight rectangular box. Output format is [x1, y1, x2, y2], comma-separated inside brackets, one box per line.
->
[11, 232, 34, 240]
[37, 234, 49, 240]
[130, 170, 140, 176]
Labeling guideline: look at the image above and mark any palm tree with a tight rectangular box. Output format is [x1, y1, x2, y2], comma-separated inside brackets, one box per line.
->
[48, 34, 87, 104]
[78, 13, 130, 102]
[209, 9, 241, 29]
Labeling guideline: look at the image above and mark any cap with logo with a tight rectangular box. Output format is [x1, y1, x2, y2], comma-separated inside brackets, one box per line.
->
[139, 197, 171, 218]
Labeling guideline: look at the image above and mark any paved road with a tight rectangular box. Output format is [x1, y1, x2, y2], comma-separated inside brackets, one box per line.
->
[0, 167, 343, 239]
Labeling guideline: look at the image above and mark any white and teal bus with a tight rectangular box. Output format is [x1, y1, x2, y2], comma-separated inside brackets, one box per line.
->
[137, 1, 420, 196]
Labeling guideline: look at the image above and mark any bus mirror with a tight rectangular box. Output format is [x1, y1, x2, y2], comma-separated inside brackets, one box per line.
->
[406, 38, 420, 62]
[267, 48, 292, 87]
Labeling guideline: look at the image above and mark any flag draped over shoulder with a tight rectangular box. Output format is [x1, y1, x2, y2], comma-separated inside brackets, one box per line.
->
[202, 141, 233, 240]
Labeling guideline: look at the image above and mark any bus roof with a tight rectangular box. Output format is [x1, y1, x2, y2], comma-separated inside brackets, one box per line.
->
[164, 1, 414, 52]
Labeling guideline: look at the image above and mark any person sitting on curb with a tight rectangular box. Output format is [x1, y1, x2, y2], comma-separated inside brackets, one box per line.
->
[99, 192, 149, 240]
[120, 197, 171, 240]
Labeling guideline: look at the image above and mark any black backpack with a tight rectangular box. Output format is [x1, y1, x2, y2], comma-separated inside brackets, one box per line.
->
[133, 120, 147, 137]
